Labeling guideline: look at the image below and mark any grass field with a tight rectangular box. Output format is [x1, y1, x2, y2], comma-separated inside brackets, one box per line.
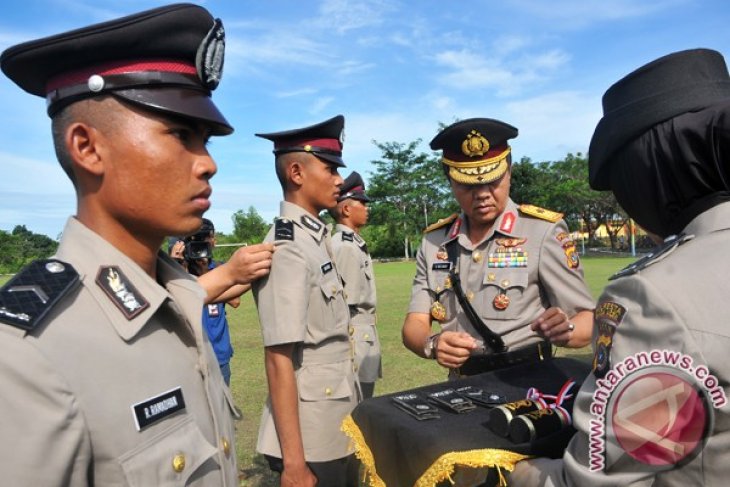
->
[230, 255, 636, 486]
[0, 255, 636, 486]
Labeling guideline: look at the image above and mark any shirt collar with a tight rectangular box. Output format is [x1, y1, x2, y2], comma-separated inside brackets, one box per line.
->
[55, 217, 204, 342]
[280, 201, 327, 243]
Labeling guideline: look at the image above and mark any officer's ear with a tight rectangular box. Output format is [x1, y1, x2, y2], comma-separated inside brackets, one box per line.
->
[289, 159, 305, 188]
[341, 200, 352, 218]
[66, 122, 105, 177]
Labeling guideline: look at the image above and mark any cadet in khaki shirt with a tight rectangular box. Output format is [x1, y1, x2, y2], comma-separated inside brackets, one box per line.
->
[512, 48, 730, 486]
[403, 118, 595, 378]
[253, 115, 359, 487]
[330, 171, 382, 399]
[0, 5, 273, 486]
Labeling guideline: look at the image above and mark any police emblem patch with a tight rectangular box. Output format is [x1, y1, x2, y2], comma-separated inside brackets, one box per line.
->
[196, 18, 225, 90]
[555, 232, 580, 269]
[96, 266, 149, 320]
[0, 259, 79, 331]
[592, 301, 627, 378]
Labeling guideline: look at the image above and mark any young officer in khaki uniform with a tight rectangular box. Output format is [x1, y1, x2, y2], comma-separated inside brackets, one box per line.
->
[253, 115, 359, 487]
[330, 171, 382, 399]
[0, 4, 275, 486]
[511, 49, 730, 486]
[403, 118, 595, 378]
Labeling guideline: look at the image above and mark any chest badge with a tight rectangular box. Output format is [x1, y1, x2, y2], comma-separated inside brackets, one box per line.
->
[430, 301, 447, 322]
[493, 293, 510, 310]
[489, 237, 528, 268]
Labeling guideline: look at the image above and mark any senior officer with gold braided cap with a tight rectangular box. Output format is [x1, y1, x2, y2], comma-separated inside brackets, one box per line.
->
[511, 48, 730, 486]
[403, 118, 595, 377]
[0, 4, 259, 486]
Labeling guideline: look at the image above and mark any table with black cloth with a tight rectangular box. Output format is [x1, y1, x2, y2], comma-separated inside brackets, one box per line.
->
[342, 357, 591, 487]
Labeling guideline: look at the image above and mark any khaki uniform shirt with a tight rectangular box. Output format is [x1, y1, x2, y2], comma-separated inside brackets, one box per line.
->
[0, 217, 238, 487]
[332, 223, 382, 383]
[253, 202, 358, 462]
[513, 201, 730, 486]
[409, 199, 594, 354]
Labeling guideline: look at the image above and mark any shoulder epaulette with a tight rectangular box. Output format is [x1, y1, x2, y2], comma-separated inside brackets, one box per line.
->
[610, 233, 694, 280]
[519, 204, 563, 223]
[423, 213, 458, 234]
[274, 218, 294, 241]
[0, 259, 79, 331]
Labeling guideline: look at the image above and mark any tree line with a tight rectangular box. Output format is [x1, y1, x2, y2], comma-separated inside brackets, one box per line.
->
[1, 139, 645, 273]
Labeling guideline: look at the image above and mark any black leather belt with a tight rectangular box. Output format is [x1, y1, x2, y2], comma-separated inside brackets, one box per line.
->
[457, 341, 553, 376]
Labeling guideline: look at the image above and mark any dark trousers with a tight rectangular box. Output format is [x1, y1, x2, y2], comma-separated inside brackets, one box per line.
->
[265, 454, 358, 487]
[360, 381, 375, 400]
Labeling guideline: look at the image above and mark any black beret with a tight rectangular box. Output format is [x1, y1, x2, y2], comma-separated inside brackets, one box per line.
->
[256, 115, 346, 167]
[338, 171, 370, 202]
[0, 3, 232, 135]
[589, 48, 730, 190]
[430, 118, 518, 185]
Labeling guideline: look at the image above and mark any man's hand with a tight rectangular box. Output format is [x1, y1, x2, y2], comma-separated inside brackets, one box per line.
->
[227, 243, 275, 285]
[531, 307, 592, 348]
[280, 463, 317, 487]
[435, 330, 478, 368]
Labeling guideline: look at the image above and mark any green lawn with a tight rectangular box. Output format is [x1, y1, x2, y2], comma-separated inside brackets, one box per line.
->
[0, 255, 635, 486]
[230, 255, 635, 485]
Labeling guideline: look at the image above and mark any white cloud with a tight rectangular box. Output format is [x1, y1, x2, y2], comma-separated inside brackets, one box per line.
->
[507, 0, 688, 26]
[316, 0, 395, 34]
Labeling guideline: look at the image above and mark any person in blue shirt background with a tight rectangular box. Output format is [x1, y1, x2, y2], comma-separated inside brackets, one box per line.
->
[184, 218, 239, 386]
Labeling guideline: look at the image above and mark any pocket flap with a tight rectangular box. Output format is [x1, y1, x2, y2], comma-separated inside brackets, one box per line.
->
[483, 269, 528, 289]
[119, 416, 217, 487]
[298, 366, 353, 402]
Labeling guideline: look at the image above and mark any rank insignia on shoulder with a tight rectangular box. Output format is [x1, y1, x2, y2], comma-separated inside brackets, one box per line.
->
[274, 218, 294, 241]
[610, 233, 694, 280]
[342, 232, 354, 242]
[96, 266, 149, 320]
[519, 204, 563, 223]
[0, 259, 79, 331]
[423, 213, 458, 234]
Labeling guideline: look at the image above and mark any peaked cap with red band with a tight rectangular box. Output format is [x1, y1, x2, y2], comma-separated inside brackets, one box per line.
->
[430, 118, 518, 185]
[256, 115, 346, 167]
[0, 3, 233, 135]
[338, 171, 370, 202]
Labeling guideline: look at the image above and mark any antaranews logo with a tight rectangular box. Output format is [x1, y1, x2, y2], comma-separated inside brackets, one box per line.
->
[588, 350, 726, 472]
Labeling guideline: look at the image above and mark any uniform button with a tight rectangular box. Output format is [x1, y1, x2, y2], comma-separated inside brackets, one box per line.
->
[501, 279, 510, 288]
[349, 327, 355, 336]
[325, 387, 333, 396]
[332, 286, 338, 295]
[473, 251, 483, 263]
[487, 273, 496, 282]
[221, 437, 231, 457]
[467, 291, 474, 302]
[364, 334, 370, 339]
[172, 453, 186, 473]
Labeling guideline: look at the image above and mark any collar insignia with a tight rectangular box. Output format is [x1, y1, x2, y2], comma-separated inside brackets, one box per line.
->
[96, 266, 149, 320]
[499, 212, 516, 234]
[301, 215, 323, 233]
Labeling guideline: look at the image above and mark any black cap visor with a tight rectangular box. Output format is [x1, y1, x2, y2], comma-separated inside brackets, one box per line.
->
[113, 86, 233, 136]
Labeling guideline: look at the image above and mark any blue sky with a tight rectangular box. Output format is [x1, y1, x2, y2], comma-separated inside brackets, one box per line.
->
[1, 0, 728, 239]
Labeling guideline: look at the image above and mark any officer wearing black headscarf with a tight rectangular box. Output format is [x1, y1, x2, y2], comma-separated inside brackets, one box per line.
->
[512, 48, 730, 486]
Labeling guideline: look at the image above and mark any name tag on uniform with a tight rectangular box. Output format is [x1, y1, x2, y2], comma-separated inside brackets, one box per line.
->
[321, 261, 333, 274]
[131, 387, 186, 431]
[432, 262, 451, 271]
[207, 303, 220, 317]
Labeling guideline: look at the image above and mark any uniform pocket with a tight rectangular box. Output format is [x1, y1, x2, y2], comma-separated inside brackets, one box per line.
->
[298, 364, 353, 402]
[480, 269, 529, 320]
[119, 416, 217, 487]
